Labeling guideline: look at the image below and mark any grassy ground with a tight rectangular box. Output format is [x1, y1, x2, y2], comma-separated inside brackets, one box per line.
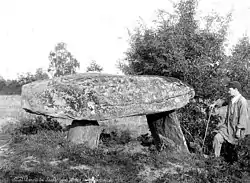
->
[0, 95, 33, 146]
[0, 95, 23, 118]
[0, 130, 198, 182]
[0, 95, 249, 183]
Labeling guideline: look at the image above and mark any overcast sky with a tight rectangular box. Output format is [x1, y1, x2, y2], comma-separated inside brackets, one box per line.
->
[1, 0, 250, 79]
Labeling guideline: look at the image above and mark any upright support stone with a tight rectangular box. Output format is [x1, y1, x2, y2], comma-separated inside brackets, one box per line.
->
[21, 73, 195, 150]
[67, 120, 102, 149]
[146, 111, 189, 153]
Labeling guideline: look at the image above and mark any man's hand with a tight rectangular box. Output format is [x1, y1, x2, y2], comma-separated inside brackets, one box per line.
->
[236, 129, 241, 139]
[210, 99, 225, 110]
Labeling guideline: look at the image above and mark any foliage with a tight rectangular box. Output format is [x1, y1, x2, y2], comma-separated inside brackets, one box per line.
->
[86, 60, 103, 72]
[226, 36, 250, 98]
[178, 99, 221, 154]
[14, 116, 62, 136]
[1, 0, 250, 181]
[17, 68, 49, 86]
[0, 76, 6, 91]
[1, 121, 144, 182]
[2, 116, 63, 146]
[155, 164, 249, 183]
[116, 0, 235, 156]
[0, 68, 49, 95]
[100, 129, 132, 146]
[0, 79, 21, 95]
[33, 68, 50, 80]
[48, 42, 80, 77]
[115, 0, 250, 174]
[118, 0, 231, 100]
[1, 115, 249, 183]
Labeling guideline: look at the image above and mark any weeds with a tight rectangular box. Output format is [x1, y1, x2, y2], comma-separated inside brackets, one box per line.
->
[1, 114, 250, 182]
[1, 118, 145, 182]
[100, 128, 133, 146]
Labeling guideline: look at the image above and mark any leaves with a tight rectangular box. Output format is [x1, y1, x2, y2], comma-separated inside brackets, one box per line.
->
[86, 60, 103, 73]
[116, 0, 234, 155]
[225, 36, 250, 97]
[118, 0, 230, 100]
[48, 42, 80, 78]
[17, 68, 49, 86]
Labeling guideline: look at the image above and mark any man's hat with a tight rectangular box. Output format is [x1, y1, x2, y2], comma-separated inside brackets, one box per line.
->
[227, 81, 242, 91]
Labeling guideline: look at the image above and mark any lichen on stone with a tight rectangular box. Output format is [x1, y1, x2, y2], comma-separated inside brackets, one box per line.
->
[21, 73, 195, 121]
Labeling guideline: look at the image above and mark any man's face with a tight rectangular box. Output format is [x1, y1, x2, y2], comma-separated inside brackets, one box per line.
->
[228, 87, 238, 97]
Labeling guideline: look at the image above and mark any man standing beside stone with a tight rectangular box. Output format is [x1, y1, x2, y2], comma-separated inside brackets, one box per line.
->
[211, 81, 250, 160]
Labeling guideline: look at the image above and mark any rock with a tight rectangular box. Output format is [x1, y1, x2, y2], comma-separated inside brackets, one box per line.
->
[70, 164, 91, 170]
[67, 120, 102, 148]
[20, 156, 40, 171]
[21, 73, 194, 151]
[146, 111, 189, 153]
[21, 73, 194, 121]
[49, 158, 69, 166]
[99, 115, 150, 139]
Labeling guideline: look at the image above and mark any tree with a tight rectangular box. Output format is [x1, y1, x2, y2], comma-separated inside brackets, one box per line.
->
[48, 42, 80, 77]
[34, 68, 50, 80]
[17, 68, 49, 86]
[0, 69, 49, 95]
[117, 0, 232, 154]
[118, 0, 231, 100]
[86, 60, 103, 72]
[225, 36, 250, 97]
[0, 76, 6, 92]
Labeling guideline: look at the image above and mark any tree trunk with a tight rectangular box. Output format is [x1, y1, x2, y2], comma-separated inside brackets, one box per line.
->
[146, 110, 189, 153]
[67, 120, 102, 149]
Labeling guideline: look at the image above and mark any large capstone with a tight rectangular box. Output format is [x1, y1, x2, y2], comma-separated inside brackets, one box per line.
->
[21, 73, 195, 152]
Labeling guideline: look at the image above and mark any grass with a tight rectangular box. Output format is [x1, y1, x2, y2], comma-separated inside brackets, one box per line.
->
[2, 120, 249, 183]
[1, 139, 185, 182]
[0, 95, 34, 135]
[0, 95, 24, 119]
[0, 116, 198, 183]
[0, 95, 250, 182]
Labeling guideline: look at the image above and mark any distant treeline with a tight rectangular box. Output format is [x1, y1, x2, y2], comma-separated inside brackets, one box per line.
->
[0, 68, 49, 95]
[0, 79, 22, 95]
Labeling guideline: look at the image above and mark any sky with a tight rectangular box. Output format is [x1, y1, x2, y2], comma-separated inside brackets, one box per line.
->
[1, 0, 250, 80]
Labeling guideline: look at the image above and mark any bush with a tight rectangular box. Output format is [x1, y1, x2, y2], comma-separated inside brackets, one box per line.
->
[179, 99, 221, 155]
[15, 116, 62, 135]
[118, 0, 230, 100]
[1, 109, 249, 182]
[2, 121, 249, 182]
[100, 128, 133, 146]
[1, 116, 63, 146]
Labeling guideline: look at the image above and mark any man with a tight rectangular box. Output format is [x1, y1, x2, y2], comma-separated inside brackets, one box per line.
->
[211, 81, 250, 158]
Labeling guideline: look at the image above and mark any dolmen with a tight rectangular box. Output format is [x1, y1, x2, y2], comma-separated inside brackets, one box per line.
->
[21, 73, 195, 153]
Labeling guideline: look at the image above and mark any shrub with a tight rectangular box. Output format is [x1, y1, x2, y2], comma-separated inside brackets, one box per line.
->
[179, 99, 221, 155]
[15, 116, 62, 135]
[100, 128, 133, 146]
